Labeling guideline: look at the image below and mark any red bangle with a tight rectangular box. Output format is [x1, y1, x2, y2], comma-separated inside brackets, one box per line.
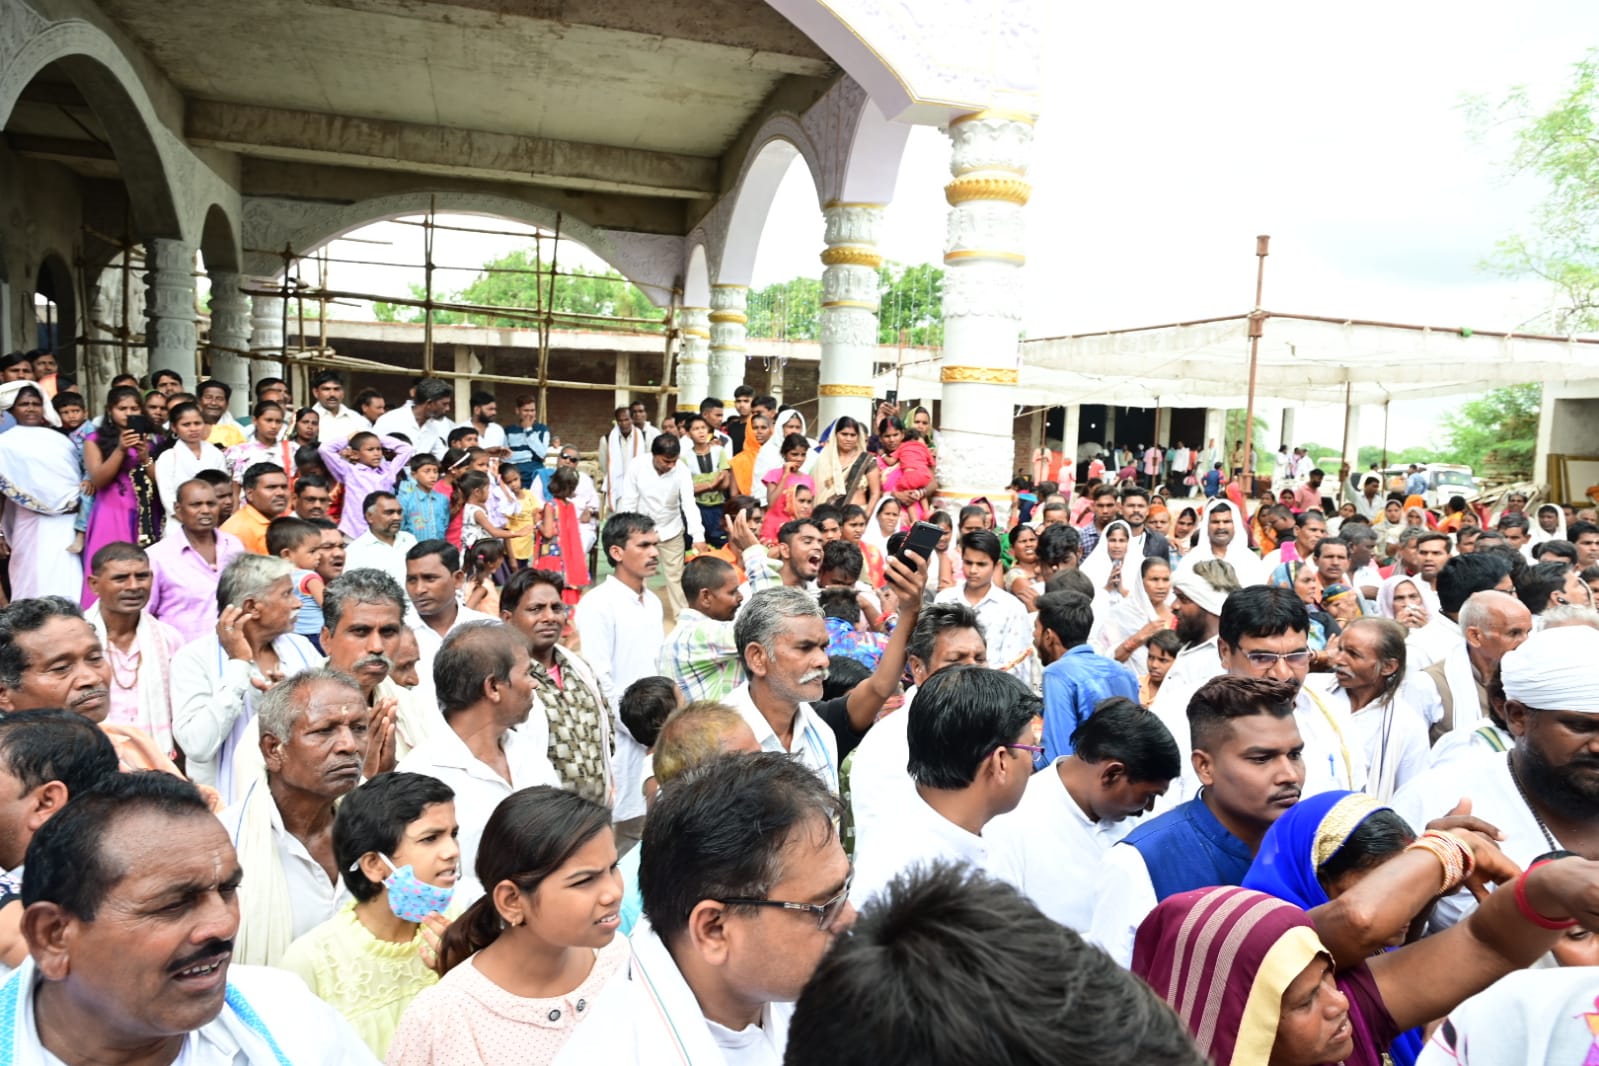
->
[1514, 861, 1579, 930]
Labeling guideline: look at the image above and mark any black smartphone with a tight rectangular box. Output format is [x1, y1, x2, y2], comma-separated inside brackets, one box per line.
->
[884, 389, 898, 406]
[897, 520, 943, 567]
[124, 414, 153, 436]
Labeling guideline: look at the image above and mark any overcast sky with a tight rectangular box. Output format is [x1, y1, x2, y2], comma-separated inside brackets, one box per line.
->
[328, 1, 1599, 453]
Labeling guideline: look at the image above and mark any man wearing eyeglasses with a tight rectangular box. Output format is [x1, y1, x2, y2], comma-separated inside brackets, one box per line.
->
[554, 752, 850, 1065]
[1213, 585, 1365, 800]
[849, 666, 1040, 909]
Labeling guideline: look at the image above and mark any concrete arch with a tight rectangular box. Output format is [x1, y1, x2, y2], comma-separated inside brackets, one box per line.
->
[683, 243, 711, 308]
[241, 191, 630, 283]
[836, 97, 912, 206]
[0, 21, 183, 239]
[716, 119, 824, 287]
[197, 203, 242, 274]
[33, 250, 76, 365]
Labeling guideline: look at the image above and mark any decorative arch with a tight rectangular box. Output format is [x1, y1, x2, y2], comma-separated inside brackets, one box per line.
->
[715, 120, 823, 287]
[682, 243, 711, 308]
[0, 21, 184, 239]
[835, 97, 912, 205]
[241, 191, 631, 283]
[33, 250, 75, 366]
[197, 203, 242, 274]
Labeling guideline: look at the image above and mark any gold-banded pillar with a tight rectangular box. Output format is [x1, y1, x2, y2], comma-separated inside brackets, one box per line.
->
[937, 110, 1034, 523]
[676, 306, 711, 410]
[818, 201, 884, 430]
[707, 285, 747, 402]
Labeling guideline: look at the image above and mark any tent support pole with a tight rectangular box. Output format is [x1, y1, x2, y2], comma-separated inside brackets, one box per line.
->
[1339, 380, 1353, 493]
[1242, 235, 1270, 499]
[1382, 400, 1391, 468]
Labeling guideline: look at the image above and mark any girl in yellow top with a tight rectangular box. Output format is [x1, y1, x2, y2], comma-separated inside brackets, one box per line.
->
[501, 464, 543, 566]
[280, 772, 461, 1059]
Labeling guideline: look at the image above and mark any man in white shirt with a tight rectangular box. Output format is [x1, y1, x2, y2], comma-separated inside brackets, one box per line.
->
[1353, 475, 1384, 520]
[222, 669, 367, 965]
[986, 697, 1181, 930]
[1413, 585, 1528, 745]
[848, 602, 989, 843]
[851, 666, 1038, 908]
[1148, 560, 1238, 783]
[577, 513, 665, 850]
[555, 753, 850, 1066]
[403, 539, 497, 715]
[600, 405, 648, 511]
[935, 529, 1032, 680]
[11, 770, 379, 1065]
[396, 622, 557, 905]
[1175, 498, 1268, 588]
[342, 492, 418, 601]
[1304, 617, 1429, 801]
[620, 432, 706, 625]
[371, 378, 455, 458]
[468, 389, 507, 450]
[171, 555, 323, 806]
[308, 370, 371, 442]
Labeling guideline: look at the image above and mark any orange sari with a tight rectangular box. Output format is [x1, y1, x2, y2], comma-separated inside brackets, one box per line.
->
[730, 425, 763, 496]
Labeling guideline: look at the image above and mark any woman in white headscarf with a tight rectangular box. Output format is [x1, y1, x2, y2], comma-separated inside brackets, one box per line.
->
[1081, 519, 1134, 609]
[1102, 555, 1175, 673]
[1531, 502, 1566, 549]
[753, 408, 811, 486]
[0, 382, 82, 599]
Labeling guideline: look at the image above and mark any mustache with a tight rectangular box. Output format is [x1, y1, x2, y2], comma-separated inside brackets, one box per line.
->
[72, 688, 109, 705]
[1270, 788, 1302, 804]
[169, 939, 232, 974]
[354, 653, 392, 671]
[799, 669, 829, 686]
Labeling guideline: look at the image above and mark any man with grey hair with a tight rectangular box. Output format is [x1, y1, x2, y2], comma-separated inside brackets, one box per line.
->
[320, 568, 419, 765]
[372, 377, 456, 458]
[1418, 589, 1533, 761]
[171, 554, 322, 805]
[222, 668, 370, 966]
[725, 548, 930, 794]
[1340, 523, 1383, 601]
[396, 622, 557, 904]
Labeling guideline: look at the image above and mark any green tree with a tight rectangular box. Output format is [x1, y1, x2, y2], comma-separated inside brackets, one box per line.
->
[745, 262, 945, 343]
[1440, 383, 1541, 478]
[746, 277, 822, 340]
[1226, 409, 1269, 462]
[1469, 50, 1599, 331]
[371, 250, 663, 331]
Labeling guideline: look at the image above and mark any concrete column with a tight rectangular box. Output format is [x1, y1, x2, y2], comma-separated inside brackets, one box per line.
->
[1280, 407, 1297, 449]
[144, 238, 197, 388]
[614, 352, 632, 410]
[1062, 404, 1082, 465]
[675, 306, 710, 411]
[206, 271, 251, 411]
[1203, 408, 1226, 461]
[707, 284, 748, 402]
[818, 202, 884, 429]
[452, 346, 482, 421]
[1339, 404, 1362, 490]
[1103, 406, 1118, 452]
[768, 359, 784, 406]
[248, 293, 285, 414]
[936, 110, 1034, 526]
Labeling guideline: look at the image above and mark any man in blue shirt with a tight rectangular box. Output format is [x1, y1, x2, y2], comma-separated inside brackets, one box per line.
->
[504, 393, 552, 491]
[1034, 591, 1139, 760]
[1405, 463, 1428, 499]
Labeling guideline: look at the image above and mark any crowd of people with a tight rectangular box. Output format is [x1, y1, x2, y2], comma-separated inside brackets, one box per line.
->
[0, 347, 1597, 1066]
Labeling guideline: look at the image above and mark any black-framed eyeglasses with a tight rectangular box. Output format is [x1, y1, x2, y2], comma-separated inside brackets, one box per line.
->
[718, 873, 852, 931]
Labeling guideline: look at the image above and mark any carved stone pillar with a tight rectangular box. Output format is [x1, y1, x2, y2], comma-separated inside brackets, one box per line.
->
[937, 111, 1034, 525]
[144, 238, 197, 388]
[249, 292, 285, 409]
[675, 306, 711, 411]
[206, 271, 251, 415]
[818, 202, 884, 430]
[707, 285, 747, 402]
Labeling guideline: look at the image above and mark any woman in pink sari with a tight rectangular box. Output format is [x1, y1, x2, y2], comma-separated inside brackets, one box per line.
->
[875, 416, 934, 527]
[759, 433, 816, 543]
[81, 385, 163, 605]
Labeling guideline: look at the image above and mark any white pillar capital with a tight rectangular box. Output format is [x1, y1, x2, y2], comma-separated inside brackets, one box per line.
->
[144, 238, 197, 387]
[818, 202, 885, 429]
[675, 306, 711, 410]
[935, 111, 1034, 524]
[707, 285, 748, 402]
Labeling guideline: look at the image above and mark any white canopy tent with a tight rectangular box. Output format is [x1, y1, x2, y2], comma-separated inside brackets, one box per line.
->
[876, 312, 1599, 409]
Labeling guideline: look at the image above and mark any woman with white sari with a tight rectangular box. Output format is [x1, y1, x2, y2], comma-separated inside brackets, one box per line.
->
[1103, 555, 1175, 674]
[0, 383, 82, 599]
[1080, 519, 1133, 609]
[753, 408, 812, 486]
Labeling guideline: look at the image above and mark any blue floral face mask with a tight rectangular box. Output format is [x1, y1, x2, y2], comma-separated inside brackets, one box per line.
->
[376, 853, 454, 922]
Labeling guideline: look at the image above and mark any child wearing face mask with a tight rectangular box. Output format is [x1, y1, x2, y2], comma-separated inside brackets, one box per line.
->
[280, 772, 463, 1059]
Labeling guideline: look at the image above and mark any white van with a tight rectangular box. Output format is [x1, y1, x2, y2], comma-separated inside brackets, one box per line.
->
[1347, 464, 1477, 510]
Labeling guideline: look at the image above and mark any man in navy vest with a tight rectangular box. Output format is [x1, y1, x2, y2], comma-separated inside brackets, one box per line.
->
[1085, 674, 1304, 966]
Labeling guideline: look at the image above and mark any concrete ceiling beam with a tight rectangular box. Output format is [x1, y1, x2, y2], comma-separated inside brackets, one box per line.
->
[238, 158, 693, 236]
[188, 100, 719, 200]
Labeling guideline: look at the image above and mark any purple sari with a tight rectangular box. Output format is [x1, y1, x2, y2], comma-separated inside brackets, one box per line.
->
[81, 445, 163, 606]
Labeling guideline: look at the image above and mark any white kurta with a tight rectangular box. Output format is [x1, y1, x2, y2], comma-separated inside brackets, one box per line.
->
[850, 791, 987, 909]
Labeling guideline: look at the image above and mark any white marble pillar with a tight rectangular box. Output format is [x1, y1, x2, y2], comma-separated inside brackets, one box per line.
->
[1203, 408, 1226, 462]
[249, 292, 285, 410]
[937, 110, 1034, 525]
[206, 271, 251, 412]
[708, 285, 748, 402]
[1061, 404, 1082, 467]
[676, 306, 710, 410]
[144, 238, 197, 388]
[818, 202, 884, 429]
[1280, 407, 1297, 449]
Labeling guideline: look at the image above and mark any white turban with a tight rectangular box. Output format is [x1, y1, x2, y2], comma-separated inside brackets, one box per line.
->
[1173, 565, 1233, 616]
[1500, 626, 1599, 711]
